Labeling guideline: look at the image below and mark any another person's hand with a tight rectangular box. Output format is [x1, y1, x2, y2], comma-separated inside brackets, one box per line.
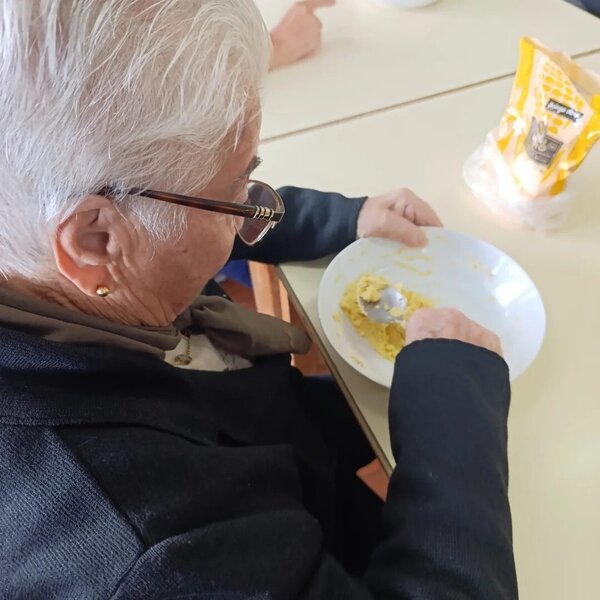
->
[269, 1, 335, 71]
[357, 188, 443, 247]
[405, 308, 503, 356]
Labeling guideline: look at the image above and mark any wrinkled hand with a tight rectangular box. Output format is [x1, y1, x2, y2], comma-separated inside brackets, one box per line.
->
[269, 1, 335, 71]
[406, 308, 503, 356]
[356, 188, 443, 247]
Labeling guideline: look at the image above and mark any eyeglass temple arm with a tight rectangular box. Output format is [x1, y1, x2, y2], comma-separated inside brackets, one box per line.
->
[98, 187, 283, 222]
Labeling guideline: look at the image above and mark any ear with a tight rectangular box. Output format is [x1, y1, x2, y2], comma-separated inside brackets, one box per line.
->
[51, 195, 132, 297]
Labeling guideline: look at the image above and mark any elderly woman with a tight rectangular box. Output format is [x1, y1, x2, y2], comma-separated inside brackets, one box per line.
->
[0, 1, 517, 599]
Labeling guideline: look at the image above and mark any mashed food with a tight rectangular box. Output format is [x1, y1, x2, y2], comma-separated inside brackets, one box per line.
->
[340, 274, 433, 361]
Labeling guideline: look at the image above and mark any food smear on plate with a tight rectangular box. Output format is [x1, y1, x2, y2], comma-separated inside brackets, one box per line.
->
[340, 274, 434, 361]
[350, 354, 365, 367]
[392, 261, 433, 276]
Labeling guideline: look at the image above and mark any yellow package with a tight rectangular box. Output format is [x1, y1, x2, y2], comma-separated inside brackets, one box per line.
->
[496, 38, 600, 198]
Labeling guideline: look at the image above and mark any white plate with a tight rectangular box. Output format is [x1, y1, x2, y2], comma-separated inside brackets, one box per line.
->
[318, 229, 546, 387]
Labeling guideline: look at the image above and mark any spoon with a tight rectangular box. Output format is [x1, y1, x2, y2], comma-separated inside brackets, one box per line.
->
[357, 285, 408, 325]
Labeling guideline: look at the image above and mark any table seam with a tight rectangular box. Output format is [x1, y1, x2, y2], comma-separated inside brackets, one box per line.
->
[261, 48, 600, 144]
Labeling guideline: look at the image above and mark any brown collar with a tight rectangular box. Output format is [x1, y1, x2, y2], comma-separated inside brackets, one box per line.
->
[0, 285, 310, 359]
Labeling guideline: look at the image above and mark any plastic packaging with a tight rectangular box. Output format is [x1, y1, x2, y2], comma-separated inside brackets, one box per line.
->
[464, 38, 600, 230]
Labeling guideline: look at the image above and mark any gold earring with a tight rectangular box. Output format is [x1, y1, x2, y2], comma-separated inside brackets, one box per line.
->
[96, 285, 111, 298]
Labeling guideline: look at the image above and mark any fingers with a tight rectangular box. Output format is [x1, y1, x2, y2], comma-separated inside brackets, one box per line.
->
[357, 189, 442, 247]
[370, 209, 428, 247]
[282, 3, 324, 28]
[269, 3, 325, 69]
[376, 188, 443, 227]
[405, 308, 503, 356]
[401, 194, 444, 227]
[302, 0, 336, 12]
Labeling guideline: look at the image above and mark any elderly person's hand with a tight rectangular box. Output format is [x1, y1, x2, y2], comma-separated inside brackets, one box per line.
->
[357, 188, 443, 248]
[406, 308, 503, 356]
[269, 0, 335, 70]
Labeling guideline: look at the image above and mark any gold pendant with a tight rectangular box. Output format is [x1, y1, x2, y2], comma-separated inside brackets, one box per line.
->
[173, 354, 192, 366]
[173, 335, 192, 366]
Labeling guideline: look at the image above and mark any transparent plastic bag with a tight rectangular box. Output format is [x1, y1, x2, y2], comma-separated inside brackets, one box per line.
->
[464, 132, 573, 230]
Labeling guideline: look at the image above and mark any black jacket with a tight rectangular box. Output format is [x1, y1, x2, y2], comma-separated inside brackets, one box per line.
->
[582, 0, 600, 17]
[0, 187, 517, 599]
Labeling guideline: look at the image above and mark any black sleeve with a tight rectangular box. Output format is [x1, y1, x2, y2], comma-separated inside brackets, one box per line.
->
[582, 0, 600, 17]
[230, 186, 367, 264]
[363, 339, 518, 599]
[112, 340, 517, 600]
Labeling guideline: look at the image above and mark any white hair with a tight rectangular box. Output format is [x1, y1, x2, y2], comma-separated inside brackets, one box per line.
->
[0, 0, 270, 278]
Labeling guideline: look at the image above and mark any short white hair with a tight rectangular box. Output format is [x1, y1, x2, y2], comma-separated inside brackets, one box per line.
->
[0, 0, 270, 278]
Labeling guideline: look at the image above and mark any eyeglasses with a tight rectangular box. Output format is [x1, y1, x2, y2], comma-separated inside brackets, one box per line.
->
[99, 180, 284, 246]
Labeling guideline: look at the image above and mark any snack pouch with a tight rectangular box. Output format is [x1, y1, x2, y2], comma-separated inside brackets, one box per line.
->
[464, 38, 600, 230]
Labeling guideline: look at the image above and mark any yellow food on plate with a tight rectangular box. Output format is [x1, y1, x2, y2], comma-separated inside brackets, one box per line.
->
[340, 274, 434, 361]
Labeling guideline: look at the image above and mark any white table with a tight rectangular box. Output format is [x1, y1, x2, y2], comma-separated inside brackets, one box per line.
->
[257, 0, 600, 140]
[258, 51, 600, 600]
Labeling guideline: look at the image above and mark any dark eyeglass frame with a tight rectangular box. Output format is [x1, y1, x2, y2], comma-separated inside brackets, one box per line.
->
[98, 179, 284, 239]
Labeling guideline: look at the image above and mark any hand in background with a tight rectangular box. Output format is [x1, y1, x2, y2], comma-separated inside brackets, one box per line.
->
[269, 1, 336, 71]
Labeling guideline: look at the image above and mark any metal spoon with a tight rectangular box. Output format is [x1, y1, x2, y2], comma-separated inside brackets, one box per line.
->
[357, 285, 408, 325]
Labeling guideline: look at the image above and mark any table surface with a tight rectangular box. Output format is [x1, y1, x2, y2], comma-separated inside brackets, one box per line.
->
[257, 51, 600, 600]
[256, 0, 600, 140]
